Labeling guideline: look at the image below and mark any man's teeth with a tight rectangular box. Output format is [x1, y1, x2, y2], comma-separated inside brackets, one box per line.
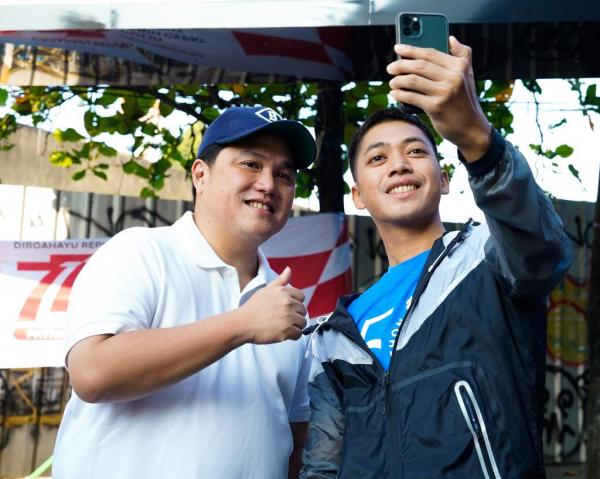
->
[248, 201, 272, 212]
[389, 185, 417, 194]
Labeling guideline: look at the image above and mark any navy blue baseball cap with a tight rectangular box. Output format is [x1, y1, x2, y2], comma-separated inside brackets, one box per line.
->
[197, 106, 316, 169]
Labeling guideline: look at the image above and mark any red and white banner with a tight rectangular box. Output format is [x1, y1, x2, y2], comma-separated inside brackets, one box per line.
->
[263, 212, 352, 318]
[0, 213, 351, 368]
[0, 27, 353, 80]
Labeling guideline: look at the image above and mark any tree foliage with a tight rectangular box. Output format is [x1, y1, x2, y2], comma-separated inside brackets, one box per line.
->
[0, 79, 597, 200]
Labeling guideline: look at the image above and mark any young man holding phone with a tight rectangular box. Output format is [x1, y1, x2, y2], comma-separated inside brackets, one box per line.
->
[301, 36, 573, 478]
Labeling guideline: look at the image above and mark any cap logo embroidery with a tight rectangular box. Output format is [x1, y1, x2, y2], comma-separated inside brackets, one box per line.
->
[255, 108, 283, 123]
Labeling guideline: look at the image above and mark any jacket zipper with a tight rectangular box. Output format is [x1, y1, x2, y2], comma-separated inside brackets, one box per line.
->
[318, 318, 402, 475]
[382, 371, 391, 414]
[390, 219, 474, 360]
[454, 380, 502, 479]
[383, 369, 402, 476]
[385, 221, 473, 478]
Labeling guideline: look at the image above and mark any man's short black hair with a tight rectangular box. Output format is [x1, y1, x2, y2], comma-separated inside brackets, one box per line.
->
[348, 108, 439, 179]
[191, 143, 224, 204]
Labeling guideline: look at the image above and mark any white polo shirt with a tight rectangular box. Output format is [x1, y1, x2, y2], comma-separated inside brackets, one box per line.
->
[53, 212, 310, 479]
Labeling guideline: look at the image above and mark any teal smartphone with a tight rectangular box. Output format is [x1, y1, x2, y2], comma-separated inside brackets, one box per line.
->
[395, 12, 449, 114]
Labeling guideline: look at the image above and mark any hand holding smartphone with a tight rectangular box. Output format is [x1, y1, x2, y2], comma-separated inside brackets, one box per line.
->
[395, 12, 449, 114]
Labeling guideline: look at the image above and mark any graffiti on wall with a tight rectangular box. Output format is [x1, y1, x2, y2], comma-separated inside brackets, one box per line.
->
[544, 204, 593, 462]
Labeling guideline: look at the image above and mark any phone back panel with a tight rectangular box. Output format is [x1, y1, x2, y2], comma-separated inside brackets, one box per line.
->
[396, 12, 449, 53]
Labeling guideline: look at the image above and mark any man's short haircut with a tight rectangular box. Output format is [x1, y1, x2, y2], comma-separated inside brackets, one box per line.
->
[348, 108, 439, 179]
[198, 143, 224, 167]
[191, 143, 224, 204]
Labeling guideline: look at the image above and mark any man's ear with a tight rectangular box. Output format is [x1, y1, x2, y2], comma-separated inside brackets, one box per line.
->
[440, 169, 450, 195]
[191, 159, 208, 195]
[351, 183, 367, 210]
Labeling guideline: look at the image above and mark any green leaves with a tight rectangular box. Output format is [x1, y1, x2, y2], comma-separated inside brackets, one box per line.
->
[529, 143, 574, 160]
[0, 114, 17, 142]
[49, 136, 118, 184]
[71, 170, 86, 181]
[555, 145, 574, 158]
[50, 151, 78, 168]
[95, 90, 121, 107]
[568, 164, 581, 182]
[83, 110, 99, 136]
[97, 144, 117, 157]
[0, 80, 593, 204]
[141, 187, 157, 198]
[480, 81, 514, 102]
[158, 97, 175, 117]
[529, 142, 579, 182]
[584, 84, 600, 107]
[442, 163, 455, 181]
[92, 169, 108, 181]
[123, 160, 150, 178]
[53, 128, 86, 143]
[549, 119, 567, 129]
[295, 169, 315, 199]
[522, 80, 542, 94]
[0, 88, 8, 106]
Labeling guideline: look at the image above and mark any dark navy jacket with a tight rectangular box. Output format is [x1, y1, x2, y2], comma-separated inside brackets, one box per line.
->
[300, 132, 574, 479]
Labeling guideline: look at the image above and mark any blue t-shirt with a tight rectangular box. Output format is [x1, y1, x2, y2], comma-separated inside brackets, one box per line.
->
[348, 250, 429, 370]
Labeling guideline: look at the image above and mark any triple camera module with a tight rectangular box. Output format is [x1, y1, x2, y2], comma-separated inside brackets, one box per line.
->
[402, 15, 421, 37]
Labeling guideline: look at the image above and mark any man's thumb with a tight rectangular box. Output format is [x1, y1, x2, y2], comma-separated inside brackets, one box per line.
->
[449, 35, 468, 58]
[271, 266, 292, 286]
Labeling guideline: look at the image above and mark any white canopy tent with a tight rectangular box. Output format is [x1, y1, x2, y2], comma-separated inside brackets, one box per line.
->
[0, 0, 599, 83]
[0, 0, 598, 29]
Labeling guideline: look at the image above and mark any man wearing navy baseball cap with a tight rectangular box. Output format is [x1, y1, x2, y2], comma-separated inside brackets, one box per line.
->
[54, 106, 316, 479]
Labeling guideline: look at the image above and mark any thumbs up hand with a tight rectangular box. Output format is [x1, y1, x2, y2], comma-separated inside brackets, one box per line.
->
[240, 266, 307, 344]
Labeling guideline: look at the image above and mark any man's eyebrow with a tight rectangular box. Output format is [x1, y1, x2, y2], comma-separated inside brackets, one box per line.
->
[240, 149, 295, 170]
[239, 149, 266, 159]
[362, 136, 429, 155]
[402, 136, 429, 146]
[362, 141, 388, 155]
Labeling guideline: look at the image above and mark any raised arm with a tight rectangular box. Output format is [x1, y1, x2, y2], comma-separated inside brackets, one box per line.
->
[387, 35, 573, 298]
[462, 131, 574, 298]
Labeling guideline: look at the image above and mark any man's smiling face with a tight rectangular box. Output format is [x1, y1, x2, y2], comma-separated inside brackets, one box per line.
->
[351, 120, 449, 229]
[193, 133, 296, 244]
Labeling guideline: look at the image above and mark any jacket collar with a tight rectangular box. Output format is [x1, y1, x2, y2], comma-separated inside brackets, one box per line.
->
[319, 220, 474, 335]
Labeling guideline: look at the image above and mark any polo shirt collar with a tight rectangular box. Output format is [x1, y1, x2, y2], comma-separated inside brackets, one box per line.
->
[172, 212, 275, 286]
[172, 212, 228, 268]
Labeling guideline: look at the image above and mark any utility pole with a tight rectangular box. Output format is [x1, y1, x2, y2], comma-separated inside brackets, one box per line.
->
[314, 81, 345, 213]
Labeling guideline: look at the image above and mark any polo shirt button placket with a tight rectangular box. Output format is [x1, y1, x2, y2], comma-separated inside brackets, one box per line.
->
[223, 268, 241, 308]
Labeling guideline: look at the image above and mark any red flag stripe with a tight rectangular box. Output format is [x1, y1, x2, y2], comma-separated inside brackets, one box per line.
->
[232, 31, 334, 65]
[267, 250, 332, 290]
[317, 26, 354, 53]
[307, 268, 352, 317]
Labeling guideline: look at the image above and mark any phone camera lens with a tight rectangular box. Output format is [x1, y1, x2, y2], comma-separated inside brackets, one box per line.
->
[412, 22, 421, 33]
[402, 16, 411, 26]
[403, 27, 411, 36]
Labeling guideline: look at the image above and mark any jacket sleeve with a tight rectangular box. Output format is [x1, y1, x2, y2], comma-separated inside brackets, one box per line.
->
[300, 362, 344, 479]
[461, 129, 574, 299]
